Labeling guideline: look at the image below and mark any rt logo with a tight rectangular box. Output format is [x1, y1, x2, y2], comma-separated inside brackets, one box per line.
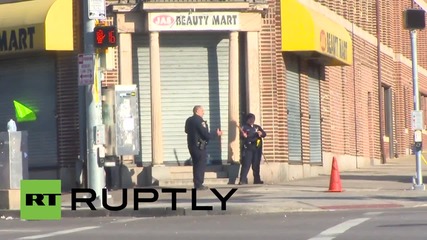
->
[20, 180, 61, 220]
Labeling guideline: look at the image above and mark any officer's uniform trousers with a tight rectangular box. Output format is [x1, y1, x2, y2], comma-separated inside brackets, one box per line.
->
[189, 145, 207, 188]
[240, 142, 262, 184]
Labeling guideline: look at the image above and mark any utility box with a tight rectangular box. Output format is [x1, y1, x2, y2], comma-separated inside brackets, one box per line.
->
[102, 85, 140, 156]
[0, 131, 29, 189]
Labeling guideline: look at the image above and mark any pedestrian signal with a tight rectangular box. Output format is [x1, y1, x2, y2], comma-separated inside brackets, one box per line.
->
[94, 26, 117, 48]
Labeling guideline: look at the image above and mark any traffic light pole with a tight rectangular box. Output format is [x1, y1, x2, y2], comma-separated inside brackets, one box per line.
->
[410, 29, 425, 190]
[83, 0, 105, 206]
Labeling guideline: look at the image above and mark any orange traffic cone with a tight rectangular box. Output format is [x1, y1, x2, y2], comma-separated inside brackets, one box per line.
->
[328, 157, 343, 192]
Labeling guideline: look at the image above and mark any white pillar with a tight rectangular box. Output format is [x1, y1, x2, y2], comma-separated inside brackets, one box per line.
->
[245, 31, 261, 120]
[119, 33, 133, 85]
[228, 31, 240, 164]
[150, 32, 163, 165]
[118, 33, 135, 164]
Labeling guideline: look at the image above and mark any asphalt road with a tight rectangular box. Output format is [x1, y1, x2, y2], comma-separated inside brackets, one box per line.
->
[2, 208, 427, 240]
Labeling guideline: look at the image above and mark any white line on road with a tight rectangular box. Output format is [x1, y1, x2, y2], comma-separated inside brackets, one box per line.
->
[16, 226, 100, 240]
[308, 218, 370, 240]
[110, 217, 154, 224]
[364, 212, 383, 216]
[0, 230, 41, 233]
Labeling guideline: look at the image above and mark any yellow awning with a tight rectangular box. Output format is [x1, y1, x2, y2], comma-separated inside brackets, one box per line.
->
[0, 0, 73, 56]
[281, 0, 353, 66]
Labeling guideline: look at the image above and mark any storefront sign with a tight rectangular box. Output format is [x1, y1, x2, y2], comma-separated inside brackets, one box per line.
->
[148, 12, 240, 31]
[320, 30, 348, 62]
[0, 26, 38, 53]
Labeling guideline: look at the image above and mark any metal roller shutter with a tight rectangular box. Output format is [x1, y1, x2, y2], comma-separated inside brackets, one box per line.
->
[133, 33, 229, 165]
[286, 57, 302, 162]
[0, 54, 58, 168]
[56, 53, 80, 168]
[132, 35, 151, 164]
[308, 65, 322, 163]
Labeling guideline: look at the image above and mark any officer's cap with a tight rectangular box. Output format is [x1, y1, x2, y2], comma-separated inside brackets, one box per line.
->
[246, 113, 255, 121]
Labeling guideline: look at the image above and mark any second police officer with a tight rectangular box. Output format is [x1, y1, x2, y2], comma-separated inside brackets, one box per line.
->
[239, 113, 267, 185]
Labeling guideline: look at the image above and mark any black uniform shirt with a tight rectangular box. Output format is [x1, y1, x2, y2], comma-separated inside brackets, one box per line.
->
[241, 124, 266, 148]
[185, 114, 210, 148]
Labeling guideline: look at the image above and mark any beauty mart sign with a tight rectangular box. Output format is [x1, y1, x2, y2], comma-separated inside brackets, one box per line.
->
[148, 12, 240, 31]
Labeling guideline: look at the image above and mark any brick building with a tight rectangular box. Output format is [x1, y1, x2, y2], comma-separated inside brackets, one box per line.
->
[6, 0, 419, 188]
[256, 0, 427, 177]
[97, 0, 427, 186]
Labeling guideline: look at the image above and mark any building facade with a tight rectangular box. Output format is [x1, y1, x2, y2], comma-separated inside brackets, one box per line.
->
[0, 0, 81, 189]
[104, 0, 270, 184]
[103, 0, 427, 184]
[3, 0, 426, 189]
[257, 0, 427, 180]
[104, 0, 427, 184]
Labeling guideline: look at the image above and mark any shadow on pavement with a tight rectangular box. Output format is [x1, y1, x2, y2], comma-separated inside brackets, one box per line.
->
[340, 175, 412, 183]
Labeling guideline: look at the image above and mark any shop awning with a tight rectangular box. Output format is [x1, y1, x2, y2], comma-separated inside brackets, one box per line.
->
[0, 0, 73, 56]
[281, 0, 353, 66]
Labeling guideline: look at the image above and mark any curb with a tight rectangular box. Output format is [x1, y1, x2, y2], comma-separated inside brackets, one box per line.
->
[0, 203, 413, 220]
[0, 206, 251, 219]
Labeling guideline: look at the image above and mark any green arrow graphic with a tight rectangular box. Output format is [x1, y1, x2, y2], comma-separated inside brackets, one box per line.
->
[13, 100, 37, 122]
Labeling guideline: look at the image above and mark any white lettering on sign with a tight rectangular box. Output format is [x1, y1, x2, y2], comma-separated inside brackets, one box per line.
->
[149, 12, 240, 31]
[78, 54, 94, 86]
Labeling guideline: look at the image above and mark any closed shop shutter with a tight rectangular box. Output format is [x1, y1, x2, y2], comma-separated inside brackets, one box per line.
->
[286, 57, 302, 162]
[56, 53, 80, 168]
[0, 55, 58, 168]
[308, 65, 322, 163]
[133, 33, 229, 165]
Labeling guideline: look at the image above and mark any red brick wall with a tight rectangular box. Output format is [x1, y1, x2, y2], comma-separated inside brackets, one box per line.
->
[320, 70, 331, 153]
[393, 63, 405, 156]
[314, 0, 377, 37]
[259, 0, 287, 162]
[324, 67, 344, 155]
[324, 36, 380, 160]
[296, 0, 427, 162]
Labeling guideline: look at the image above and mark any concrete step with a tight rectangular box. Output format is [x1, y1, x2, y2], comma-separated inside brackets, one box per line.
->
[168, 165, 225, 173]
[171, 171, 228, 180]
[158, 178, 231, 187]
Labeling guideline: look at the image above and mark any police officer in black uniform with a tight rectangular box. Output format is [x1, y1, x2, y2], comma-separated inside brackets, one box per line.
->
[185, 105, 222, 190]
[239, 113, 266, 185]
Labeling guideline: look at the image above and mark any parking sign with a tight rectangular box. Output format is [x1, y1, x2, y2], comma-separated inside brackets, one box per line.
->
[78, 54, 94, 86]
[88, 0, 106, 20]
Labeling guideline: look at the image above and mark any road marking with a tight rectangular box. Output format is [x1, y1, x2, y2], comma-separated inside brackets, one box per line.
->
[0, 230, 41, 233]
[308, 218, 370, 240]
[16, 226, 100, 240]
[111, 217, 154, 224]
[364, 212, 383, 216]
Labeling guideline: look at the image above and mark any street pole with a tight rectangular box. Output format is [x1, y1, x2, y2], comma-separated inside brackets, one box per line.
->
[83, 0, 105, 205]
[410, 29, 425, 190]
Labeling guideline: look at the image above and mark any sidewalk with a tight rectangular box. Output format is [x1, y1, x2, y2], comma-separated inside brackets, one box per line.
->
[3, 156, 427, 218]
